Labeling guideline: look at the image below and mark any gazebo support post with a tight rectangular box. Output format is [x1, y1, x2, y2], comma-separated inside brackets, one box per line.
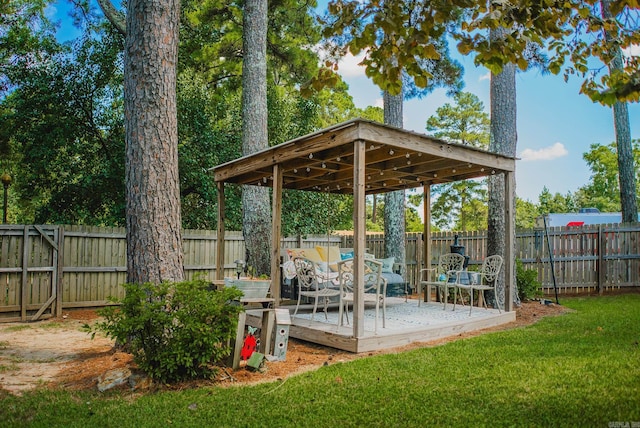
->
[504, 171, 515, 312]
[216, 181, 226, 281]
[423, 184, 431, 302]
[353, 139, 366, 338]
[270, 164, 283, 306]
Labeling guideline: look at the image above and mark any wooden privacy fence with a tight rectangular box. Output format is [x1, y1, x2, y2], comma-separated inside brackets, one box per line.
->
[2, 223, 639, 321]
[340, 223, 640, 296]
[0, 225, 342, 322]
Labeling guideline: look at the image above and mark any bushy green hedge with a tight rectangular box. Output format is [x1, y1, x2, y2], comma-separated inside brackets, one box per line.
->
[516, 259, 543, 301]
[89, 278, 244, 382]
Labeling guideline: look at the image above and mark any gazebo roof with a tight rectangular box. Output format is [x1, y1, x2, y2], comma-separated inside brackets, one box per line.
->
[213, 119, 516, 194]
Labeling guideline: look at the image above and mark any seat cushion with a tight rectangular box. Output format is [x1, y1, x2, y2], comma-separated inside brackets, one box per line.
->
[287, 248, 324, 264]
[381, 272, 404, 284]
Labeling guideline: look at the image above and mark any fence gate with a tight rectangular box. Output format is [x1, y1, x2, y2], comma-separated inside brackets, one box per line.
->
[0, 225, 61, 323]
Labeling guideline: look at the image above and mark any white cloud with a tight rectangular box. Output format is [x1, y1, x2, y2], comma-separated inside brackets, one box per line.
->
[338, 51, 368, 77]
[479, 72, 491, 81]
[519, 142, 568, 161]
[312, 44, 368, 77]
[45, 4, 58, 20]
[374, 97, 384, 108]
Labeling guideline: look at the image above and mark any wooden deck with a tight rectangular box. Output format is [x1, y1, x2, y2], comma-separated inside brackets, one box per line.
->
[247, 297, 516, 353]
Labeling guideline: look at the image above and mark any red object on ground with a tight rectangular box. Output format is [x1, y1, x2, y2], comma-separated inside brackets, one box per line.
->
[240, 334, 257, 360]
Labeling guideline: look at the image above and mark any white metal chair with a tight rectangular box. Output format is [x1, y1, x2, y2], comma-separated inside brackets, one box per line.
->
[455, 255, 504, 314]
[291, 257, 341, 321]
[418, 253, 466, 309]
[337, 258, 387, 333]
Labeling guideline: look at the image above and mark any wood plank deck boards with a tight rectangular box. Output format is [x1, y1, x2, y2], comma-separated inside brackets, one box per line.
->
[246, 297, 515, 353]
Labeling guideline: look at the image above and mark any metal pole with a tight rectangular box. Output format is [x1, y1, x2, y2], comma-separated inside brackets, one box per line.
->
[543, 215, 560, 304]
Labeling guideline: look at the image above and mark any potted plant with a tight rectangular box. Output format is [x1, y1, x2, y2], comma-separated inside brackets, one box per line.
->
[224, 261, 271, 299]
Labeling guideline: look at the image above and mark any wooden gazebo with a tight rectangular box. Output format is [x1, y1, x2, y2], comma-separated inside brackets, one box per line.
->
[213, 119, 516, 349]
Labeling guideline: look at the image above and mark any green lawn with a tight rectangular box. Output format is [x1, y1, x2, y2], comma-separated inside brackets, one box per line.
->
[3, 294, 640, 427]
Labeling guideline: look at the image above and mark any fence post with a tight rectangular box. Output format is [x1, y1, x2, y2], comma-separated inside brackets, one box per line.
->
[598, 225, 605, 295]
[56, 226, 64, 318]
[21, 226, 28, 321]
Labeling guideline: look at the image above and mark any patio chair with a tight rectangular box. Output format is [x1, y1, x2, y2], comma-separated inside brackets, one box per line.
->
[291, 257, 341, 321]
[337, 258, 387, 333]
[455, 255, 503, 314]
[418, 253, 466, 310]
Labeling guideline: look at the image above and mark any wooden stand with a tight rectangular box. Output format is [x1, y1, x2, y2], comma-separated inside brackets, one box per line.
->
[232, 298, 275, 369]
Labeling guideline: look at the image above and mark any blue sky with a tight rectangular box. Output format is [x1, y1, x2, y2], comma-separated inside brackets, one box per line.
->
[49, 0, 639, 203]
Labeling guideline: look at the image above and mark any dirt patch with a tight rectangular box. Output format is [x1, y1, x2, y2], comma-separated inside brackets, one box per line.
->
[0, 302, 569, 395]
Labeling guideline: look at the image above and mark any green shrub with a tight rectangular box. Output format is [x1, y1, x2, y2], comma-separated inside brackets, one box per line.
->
[516, 259, 542, 301]
[89, 278, 244, 383]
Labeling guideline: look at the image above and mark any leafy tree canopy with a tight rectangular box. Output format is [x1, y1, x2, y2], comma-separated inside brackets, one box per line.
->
[316, 0, 639, 104]
[3, 22, 126, 225]
[426, 91, 489, 148]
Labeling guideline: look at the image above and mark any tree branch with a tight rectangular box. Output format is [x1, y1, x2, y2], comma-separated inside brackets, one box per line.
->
[97, 0, 126, 36]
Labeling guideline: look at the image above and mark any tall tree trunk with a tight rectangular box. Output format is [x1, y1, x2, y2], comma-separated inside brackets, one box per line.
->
[488, 27, 520, 307]
[383, 91, 406, 269]
[241, 0, 271, 276]
[601, 0, 637, 223]
[124, 0, 184, 284]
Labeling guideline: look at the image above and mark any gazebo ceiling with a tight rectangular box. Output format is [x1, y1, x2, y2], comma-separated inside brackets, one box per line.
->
[213, 119, 516, 195]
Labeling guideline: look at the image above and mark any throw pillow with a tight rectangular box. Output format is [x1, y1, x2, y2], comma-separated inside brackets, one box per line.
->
[340, 251, 354, 260]
[377, 257, 395, 274]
